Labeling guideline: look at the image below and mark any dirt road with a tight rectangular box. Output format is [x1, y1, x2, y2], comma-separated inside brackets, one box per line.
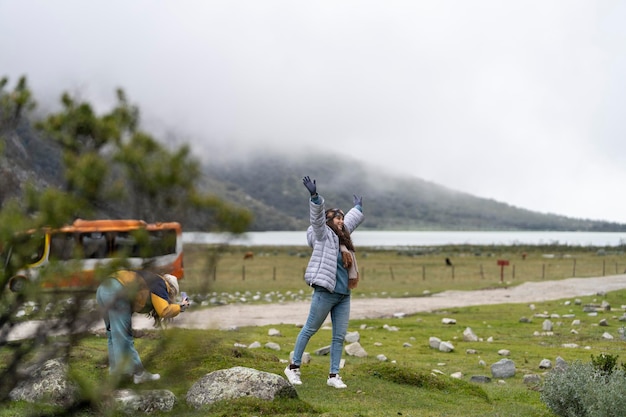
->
[167, 274, 626, 330]
[6, 274, 626, 341]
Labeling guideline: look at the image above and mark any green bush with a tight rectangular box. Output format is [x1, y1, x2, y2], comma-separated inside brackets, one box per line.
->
[590, 353, 619, 377]
[541, 360, 626, 417]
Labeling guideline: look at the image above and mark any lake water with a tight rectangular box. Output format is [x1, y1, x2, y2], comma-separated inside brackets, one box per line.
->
[183, 231, 626, 248]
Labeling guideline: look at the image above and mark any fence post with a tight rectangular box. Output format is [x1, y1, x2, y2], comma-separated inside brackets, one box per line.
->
[512, 265, 515, 279]
[242, 265, 245, 281]
[572, 259, 576, 277]
[273, 266, 276, 281]
[389, 266, 395, 281]
[603, 260, 606, 276]
[422, 265, 426, 281]
[542, 264, 545, 280]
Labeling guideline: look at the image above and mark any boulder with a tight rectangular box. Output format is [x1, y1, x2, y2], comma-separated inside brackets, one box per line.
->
[9, 358, 78, 407]
[113, 389, 176, 414]
[186, 366, 297, 409]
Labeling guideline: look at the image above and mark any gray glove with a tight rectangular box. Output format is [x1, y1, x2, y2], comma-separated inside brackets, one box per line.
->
[353, 194, 363, 207]
[302, 176, 317, 196]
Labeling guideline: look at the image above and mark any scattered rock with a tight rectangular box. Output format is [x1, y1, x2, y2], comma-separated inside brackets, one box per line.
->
[439, 341, 454, 353]
[539, 359, 551, 369]
[315, 346, 331, 356]
[523, 374, 542, 386]
[491, 359, 516, 379]
[463, 327, 478, 342]
[345, 331, 360, 343]
[345, 342, 368, 357]
[470, 375, 491, 384]
[268, 328, 282, 337]
[429, 336, 441, 349]
[264, 342, 280, 351]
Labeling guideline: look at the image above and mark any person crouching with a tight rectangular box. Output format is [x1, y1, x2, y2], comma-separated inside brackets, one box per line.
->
[96, 270, 190, 384]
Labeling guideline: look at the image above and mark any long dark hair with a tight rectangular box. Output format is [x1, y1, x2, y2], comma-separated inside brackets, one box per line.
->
[326, 208, 355, 251]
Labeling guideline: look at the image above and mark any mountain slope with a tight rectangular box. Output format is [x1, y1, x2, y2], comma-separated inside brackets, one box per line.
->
[202, 152, 626, 232]
[2, 123, 625, 232]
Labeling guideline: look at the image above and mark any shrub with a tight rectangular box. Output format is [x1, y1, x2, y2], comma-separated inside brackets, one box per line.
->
[591, 353, 619, 377]
[541, 360, 626, 417]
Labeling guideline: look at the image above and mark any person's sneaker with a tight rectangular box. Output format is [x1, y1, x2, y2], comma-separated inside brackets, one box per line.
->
[284, 366, 302, 385]
[327, 375, 347, 389]
[133, 371, 161, 384]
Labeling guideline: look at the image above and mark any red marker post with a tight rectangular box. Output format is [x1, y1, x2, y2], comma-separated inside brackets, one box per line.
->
[497, 260, 509, 283]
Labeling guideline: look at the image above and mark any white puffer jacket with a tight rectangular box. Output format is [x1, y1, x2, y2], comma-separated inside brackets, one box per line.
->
[303, 195, 364, 292]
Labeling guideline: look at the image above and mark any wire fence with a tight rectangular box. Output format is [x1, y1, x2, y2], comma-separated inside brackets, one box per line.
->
[187, 250, 626, 296]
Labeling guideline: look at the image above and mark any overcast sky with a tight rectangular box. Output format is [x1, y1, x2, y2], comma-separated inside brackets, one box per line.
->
[2, 1, 626, 223]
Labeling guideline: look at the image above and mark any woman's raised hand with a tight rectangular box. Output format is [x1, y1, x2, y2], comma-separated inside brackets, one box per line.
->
[302, 176, 317, 196]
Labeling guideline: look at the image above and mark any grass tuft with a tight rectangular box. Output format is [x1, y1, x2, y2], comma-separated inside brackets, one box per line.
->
[362, 362, 490, 401]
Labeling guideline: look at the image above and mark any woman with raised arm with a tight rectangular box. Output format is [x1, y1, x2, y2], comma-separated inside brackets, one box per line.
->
[284, 176, 364, 389]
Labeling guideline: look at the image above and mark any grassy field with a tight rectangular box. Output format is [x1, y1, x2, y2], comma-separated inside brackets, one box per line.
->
[181, 243, 626, 297]
[2, 243, 626, 416]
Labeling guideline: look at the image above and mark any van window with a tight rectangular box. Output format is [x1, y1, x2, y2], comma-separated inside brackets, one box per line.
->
[49, 233, 76, 261]
[80, 232, 108, 259]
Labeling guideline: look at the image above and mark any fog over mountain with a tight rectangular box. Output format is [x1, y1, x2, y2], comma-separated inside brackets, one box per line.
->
[198, 148, 626, 232]
[2, 120, 625, 233]
[2, 1, 626, 223]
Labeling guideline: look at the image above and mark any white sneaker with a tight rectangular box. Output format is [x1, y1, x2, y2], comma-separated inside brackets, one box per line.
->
[133, 371, 161, 384]
[327, 375, 347, 389]
[284, 366, 302, 385]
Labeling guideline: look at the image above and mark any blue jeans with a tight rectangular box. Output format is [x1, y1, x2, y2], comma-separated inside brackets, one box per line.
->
[292, 288, 351, 374]
[96, 278, 144, 376]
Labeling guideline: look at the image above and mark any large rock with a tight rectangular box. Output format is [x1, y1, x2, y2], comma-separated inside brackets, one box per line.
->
[113, 389, 177, 414]
[9, 358, 79, 407]
[186, 366, 297, 409]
